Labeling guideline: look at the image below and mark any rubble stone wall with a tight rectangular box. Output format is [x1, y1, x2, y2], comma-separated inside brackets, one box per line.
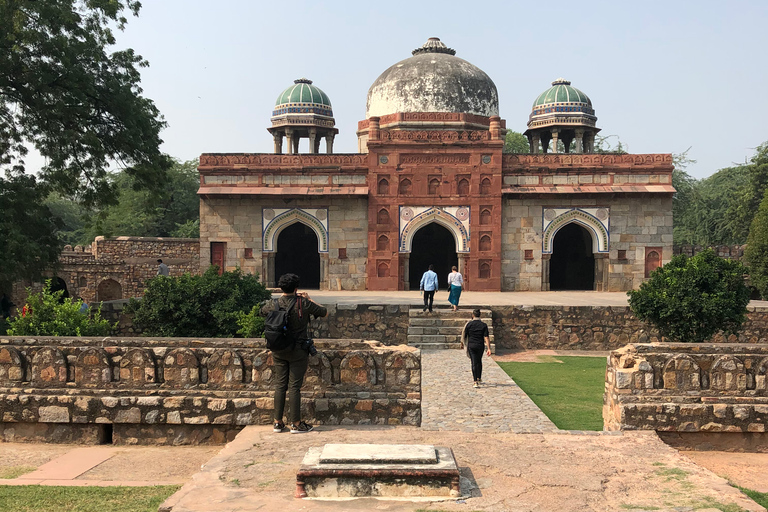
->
[491, 305, 768, 350]
[604, 343, 768, 439]
[0, 337, 420, 445]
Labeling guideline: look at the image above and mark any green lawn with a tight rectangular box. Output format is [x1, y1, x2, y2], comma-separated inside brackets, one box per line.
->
[0, 486, 179, 512]
[497, 356, 606, 430]
[739, 487, 768, 509]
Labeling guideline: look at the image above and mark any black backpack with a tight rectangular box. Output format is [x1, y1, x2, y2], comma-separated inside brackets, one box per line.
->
[264, 298, 296, 351]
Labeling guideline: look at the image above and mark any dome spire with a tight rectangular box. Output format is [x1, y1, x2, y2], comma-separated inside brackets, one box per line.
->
[412, 37, 456, 56]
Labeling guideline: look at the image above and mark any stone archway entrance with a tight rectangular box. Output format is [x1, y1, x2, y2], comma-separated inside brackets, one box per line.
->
[275, 222, 321, 289]
[97, 279, 123, 301]
[408, 223, 458, 290]
[50, 277, 69, 300]
[549, 223, 595, 290]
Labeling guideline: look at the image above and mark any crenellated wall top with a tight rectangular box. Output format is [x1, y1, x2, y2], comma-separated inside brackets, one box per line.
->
[199, 153, 368, 169]
[502, 153, 673, 170]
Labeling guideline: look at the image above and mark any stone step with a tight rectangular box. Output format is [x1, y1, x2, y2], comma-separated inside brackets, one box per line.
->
[410, 342, 496, 354]
[407, 326, 495, 336]
[408, 308, 492, 318]
[407, 334, 495, 344]
[408, 317, 492, 327]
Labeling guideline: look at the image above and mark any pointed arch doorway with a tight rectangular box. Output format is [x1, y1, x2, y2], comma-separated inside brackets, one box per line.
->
[274, 222, 321, 289]
[408, 223, 458, 290]
[549, 223, 595, 290]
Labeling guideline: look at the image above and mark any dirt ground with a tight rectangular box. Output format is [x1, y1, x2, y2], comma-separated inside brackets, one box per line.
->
[684, 451, 768, 493]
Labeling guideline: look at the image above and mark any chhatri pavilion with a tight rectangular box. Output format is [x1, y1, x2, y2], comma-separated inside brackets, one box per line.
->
[197, 37, 673, 292]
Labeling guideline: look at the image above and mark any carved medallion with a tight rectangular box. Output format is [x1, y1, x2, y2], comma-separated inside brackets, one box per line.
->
[263, 209, 275, 221]
[482, 155, 491, 164]
[379, 155, 389, 164]
[315, 209, 327, 221]
[456, 207, 469, 221]
[544, 209, 556, 221]
[401, 207, 414, 221]
[596, 208, 609, 220]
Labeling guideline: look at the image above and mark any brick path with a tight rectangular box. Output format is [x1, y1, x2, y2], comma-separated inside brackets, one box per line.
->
[420, 349, 558, 433]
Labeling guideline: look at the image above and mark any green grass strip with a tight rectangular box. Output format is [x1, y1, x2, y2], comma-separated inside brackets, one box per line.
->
[738, 486, 768, 508]
[497, 356, 606, 430]
[0, 485, 180, 512]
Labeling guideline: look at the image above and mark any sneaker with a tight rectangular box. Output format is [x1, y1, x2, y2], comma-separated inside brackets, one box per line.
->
[273, 421, 285, 433]
[473, 382, 479, 388]
[290, 421, 314, 434]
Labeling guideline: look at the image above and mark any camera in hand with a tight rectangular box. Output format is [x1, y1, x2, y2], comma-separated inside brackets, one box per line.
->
[299, 338, 317, 356]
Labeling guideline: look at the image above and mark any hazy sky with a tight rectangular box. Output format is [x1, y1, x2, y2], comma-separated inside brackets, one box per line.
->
[105, 0, 768, 179]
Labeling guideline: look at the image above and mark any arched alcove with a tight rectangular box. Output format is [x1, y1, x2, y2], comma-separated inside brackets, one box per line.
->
[97, 279, 122, 301]
[408, 223, 458, 289]
[377, 208, 390, 225]
[399, 178, 412, 195]
[428, 178, 440, 195]
[275, 222, 321, 289]
[549, 223, 595, 290]
[458, 178, 469, 196]
[378, 178, 389, 195]
[480, 209, 492, 225]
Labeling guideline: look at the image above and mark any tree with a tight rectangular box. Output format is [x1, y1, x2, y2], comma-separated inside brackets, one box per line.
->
[503, 131, 529, 153]
[745, 191, 768, 299]
[0, 174, 62, 285]
[727, 143, 768, 243]
[593, 134, 627, 154]
[0, 1, 170, 209]
[628, 250, 751, 343]
[127, 267, 272, 338]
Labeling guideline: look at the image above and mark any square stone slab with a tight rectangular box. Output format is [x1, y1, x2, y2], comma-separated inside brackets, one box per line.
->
[319, 444, 437, 465]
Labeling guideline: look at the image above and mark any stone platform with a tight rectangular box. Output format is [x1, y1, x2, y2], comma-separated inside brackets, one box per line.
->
[296, 443, 460, 498]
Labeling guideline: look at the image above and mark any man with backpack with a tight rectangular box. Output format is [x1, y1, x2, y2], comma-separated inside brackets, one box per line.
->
[260, 273, 327, 433]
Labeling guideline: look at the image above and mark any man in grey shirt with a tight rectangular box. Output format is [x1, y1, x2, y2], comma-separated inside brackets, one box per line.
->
[157, 259, 170, 276]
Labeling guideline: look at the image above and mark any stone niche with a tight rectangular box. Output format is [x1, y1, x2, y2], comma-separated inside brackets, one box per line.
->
[0, 337, 421, 445]
[604, 343, 768, 450]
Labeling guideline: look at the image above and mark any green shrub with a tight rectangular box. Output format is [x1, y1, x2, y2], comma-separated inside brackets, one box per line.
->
[236, 306, 266, 338]
[128, 267, 271, 337]
[745, 192, 768, 299]
[628, 249, 751, 343]
[7, 281, 113, 336]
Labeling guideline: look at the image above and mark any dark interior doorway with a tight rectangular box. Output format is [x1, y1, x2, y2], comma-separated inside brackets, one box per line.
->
[275, 223, 321, 289]
[409, 223, 457, 290]
[50, 277, 70, 301]
[549, 223, 595, 290]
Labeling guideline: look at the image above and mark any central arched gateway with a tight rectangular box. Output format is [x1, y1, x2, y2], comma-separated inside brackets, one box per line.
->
[275, 222, 321, 289]
[549, 223, 595, 290]
[408, 223, 458, 290]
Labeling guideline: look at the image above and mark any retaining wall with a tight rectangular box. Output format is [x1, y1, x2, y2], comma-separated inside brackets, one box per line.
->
[0, 337, 420, 445]
[603, 343, 768, 449]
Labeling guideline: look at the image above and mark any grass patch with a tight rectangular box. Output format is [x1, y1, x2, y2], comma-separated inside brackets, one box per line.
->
[0, 466, 36, 479]
[497, 356, 606, 430]
[738, 487, 768, 508]
[0, 485, 179, 512]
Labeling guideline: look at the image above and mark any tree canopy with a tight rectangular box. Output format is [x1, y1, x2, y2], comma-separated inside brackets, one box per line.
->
[0, 0, 170, 208]
[503, 131, 529, 153]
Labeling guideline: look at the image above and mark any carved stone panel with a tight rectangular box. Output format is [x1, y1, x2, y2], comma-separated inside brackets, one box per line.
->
[710, 355, 747, 391]
[163, 348, 199, 387]
[75, 348, 111, 386]
[119, 348, 156, 384]
[384, 352, 419, 390]
[340, 351, 376, 386]
[0, 346, 24, 383]
[206, 349, 244, 387]
[662, 355, 701, 391]
[31, 347, 68, 386]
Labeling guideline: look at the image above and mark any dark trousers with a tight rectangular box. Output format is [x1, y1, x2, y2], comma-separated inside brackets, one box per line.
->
[423, 290, 435, 311]
[272, 344, 309, 424]
[468, 344, 484, 381]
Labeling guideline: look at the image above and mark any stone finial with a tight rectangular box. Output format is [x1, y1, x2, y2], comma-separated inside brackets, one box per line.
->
[412, 37, 456, 56]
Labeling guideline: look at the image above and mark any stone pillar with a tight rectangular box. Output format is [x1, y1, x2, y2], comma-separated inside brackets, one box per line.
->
[309, 128, 318, 154]
[400, 253, 410, 291]
[594, 253, 608, 291]
[531, 134, 541, 154]
[574, 129, 584, 154]
[585, 132, 595, 153]
[550, 129, 560, 154]
[326, 133, 335, 154]
[369, 117, 381, 141]
[320, 253, 329, 290]
[262, 253, 276, 287]
[541, 254, 551, 291]
[285, 128, 294, 155]
[458, 254, 469, 290]
[489, 116, 502, 140]
[273, 132, 283, 154]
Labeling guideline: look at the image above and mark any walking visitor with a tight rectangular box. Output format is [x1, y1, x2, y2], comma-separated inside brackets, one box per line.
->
[260, 273, 327, 433]
[419, 264, 438, 312]
[460, 308, 492, 388]
[447, 265, 463, 311]
[156, 259, 170, 276]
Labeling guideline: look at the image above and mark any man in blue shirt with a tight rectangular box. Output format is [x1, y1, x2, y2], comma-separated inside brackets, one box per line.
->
[419, 264, 439, 312]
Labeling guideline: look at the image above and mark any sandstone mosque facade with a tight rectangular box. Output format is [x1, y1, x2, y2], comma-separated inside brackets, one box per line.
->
[198, 38, 674, 292]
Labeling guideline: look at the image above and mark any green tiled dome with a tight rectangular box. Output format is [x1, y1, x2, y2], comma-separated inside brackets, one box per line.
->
[275, 78, 332, 108]
[533, 78, 591, 108]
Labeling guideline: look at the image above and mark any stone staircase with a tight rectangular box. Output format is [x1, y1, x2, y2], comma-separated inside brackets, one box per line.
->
[407, 308, 495, 353]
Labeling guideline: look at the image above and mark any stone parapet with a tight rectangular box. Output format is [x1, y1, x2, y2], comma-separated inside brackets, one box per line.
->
[604, 343, 768, 435]
[0, 337, 420, 444]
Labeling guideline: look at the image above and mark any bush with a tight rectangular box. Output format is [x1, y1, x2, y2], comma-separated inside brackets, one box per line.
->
[128, 267, 271, 337]
[745, 192, 768, 299]
[628, 250, 751, 343]
[7, 281, 113, 336]
[236, 306, 266, 338]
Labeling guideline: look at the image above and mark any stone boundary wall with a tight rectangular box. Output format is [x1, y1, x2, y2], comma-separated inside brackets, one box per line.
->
[0, 337, 420, 445]
[673, 244, 745, 261]
[603, 343, 768, 438]
[491, 305, 768, 351]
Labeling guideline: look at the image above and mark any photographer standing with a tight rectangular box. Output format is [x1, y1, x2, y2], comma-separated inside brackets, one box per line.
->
[260, 273, 327, 433]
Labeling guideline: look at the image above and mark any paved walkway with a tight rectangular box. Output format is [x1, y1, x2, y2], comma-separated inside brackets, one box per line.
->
[420, 350, 558, 433]
[305, 289, 768, 308]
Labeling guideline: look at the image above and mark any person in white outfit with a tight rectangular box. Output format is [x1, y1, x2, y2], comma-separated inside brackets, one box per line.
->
[447, 265, 463, 312]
